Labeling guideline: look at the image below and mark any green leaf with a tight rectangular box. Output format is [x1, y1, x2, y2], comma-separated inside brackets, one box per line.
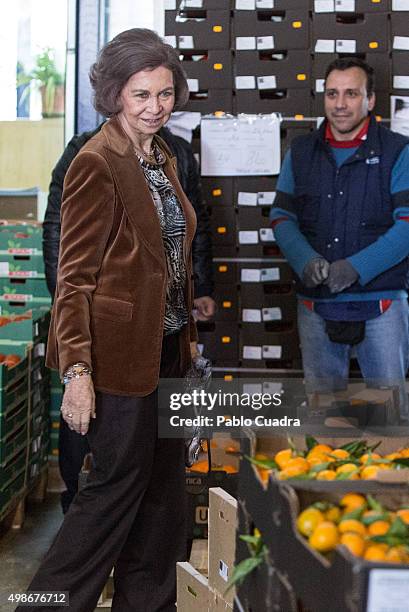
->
[340, 507, 364, 521]
[361, 513, 390, 526]
[335, 469, 359, 481]
[245, 455, 278, 470]
[312, 501, 332, 512]
[367, 495, 385, 513]
[388, 517, 409, 539]
[305, 435, 319, 451]
[340, 440, 367, 456]
[309, 462, 332, 473]
[371, 534, 409, 547]
[367, 441, 382, 453]
[224, 556, 264, 595]
[239, 535, 261, 546]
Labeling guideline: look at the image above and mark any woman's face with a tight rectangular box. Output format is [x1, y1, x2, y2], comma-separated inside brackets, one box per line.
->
[118, 66, 175, 137]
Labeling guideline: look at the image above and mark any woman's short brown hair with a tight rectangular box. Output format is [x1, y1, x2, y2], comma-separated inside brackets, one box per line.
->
[89, 28, 189, 116]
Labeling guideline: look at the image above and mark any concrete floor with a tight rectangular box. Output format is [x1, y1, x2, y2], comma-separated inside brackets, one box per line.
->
[0, 493, 63, 612]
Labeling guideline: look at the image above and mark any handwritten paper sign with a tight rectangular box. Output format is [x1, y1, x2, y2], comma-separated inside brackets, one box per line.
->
[200, 115, 281, 176]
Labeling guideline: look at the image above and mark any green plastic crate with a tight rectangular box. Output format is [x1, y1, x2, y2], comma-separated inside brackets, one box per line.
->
[0, 448, 27, 488]
[0, 421, 28, 465]
[0, 225, 43, 251]
[0, 250, 45, 274]
[0, 277, 49, 299]
[0, 470, 26, 515]
[0, 396, 29, 439]
[0, 340, 29, 390]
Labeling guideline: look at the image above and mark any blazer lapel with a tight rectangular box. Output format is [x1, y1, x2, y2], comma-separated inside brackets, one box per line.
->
[101, 118, 166, 268]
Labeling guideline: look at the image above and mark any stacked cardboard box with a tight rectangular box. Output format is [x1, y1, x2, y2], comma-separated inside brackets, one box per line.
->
[177, 487, 237, 611]
[165, 0, 234, 114]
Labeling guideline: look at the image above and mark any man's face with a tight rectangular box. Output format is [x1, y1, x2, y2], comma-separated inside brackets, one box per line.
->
[324, 67, 376, 141]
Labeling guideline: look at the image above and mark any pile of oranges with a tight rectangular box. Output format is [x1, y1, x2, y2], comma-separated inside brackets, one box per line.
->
[0, 353, 21, 368]
[297, 493, 409, 563]
[251, 438, 409, 483]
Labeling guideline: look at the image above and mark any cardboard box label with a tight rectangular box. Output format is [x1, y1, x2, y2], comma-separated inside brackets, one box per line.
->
[257, 75, 277, 90]
[264, 381, 283, 394]
[315, 39, 336, 53]
[392, 0, 409, 9]
[263, 307, 282, 321]
[263, 345, 282, 358]
[235, 76, 256, 89]
[314, 0, 334, 11]
[219, 560, 229, 582]
[185, 0, 204, 7]
[335, 0, 355, 10]
[393, 76, 409, 89]
[187, 79, 199, 92]
[243, 383, 262, 394]
[257, 0, 274, 7]
[259, 228, 275, 242]
[0, 262, 9, 275]
[236, 0, 255, 8]
[242, 308, 262, 322]
[2, 293, 33, 302]
[336, 39, 356, 53]
[164, 35, 177, 47]
[261, 267, 280, 281]
[393, 36, 409, 51]
[9, 270, 38, 277]
[179, 36, 194, 49]
[316, 78, 325, 93]
[236, 36, 256, 50]
[257, 36, 275, 50]
[258, 191, 276, 204]
[367, 569, 409, 612]
[241, 268, 261, 282]
[238, 191, 258, 206]
[7, 248, 35, 255]
[239, 230, 259, 244]
[243, 345, 262, 359]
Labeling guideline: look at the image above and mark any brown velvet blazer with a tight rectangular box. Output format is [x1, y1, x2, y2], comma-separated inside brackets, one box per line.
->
[46, 116, 197, 396]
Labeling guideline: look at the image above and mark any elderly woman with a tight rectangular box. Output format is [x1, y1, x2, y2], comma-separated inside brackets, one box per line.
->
[19, 29, 197, 612]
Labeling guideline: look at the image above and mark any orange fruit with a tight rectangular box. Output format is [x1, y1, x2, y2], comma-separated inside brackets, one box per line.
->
[339, 520, 367, 537]
[325, 506, 342, 523]
[307, 444, 333, 457]
[328, 449, 350, 460]
[359, 453, 381, 464]
[398, 448, 409, 458]
[316, 470, 336, 481]
[385, 546, 409, 564]
[396, 509, 409, 525]
[340, 532, 366, 557]
[336, 464, 360, 479]
[274, 448, 294, 470]
[308, 454, 330, 467]
[364, 544, 388, 562]
[384, 452, 402, 461]
[4, 354, 21, 367]
[309, 522, 339, 553]
[297, 507, 325, 537]
[340, 493, 366, 511]
[279, 457, 310, 478]
[278, 460, 311, 480]
[368, 521, 390, 536]
[360, 465, 379, 480]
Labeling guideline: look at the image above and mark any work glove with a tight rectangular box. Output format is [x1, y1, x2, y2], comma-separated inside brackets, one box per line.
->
[302, 257, 330, 288]
[325, 259, 359, 293]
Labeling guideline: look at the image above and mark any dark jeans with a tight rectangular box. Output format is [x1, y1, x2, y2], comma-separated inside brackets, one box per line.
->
[18, 333, 186, 612]
[58, 414, 89, 513]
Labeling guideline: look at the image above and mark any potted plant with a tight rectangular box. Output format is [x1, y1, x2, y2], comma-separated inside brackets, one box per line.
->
[17, 48, 65, 118]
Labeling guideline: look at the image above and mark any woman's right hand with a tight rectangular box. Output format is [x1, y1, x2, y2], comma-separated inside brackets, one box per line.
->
[61, 375, 96, 435]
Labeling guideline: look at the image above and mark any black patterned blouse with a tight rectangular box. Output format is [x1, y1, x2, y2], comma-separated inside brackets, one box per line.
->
[136, 145, 188, 336]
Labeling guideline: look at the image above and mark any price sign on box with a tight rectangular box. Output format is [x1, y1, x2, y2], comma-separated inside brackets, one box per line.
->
[201, 115, 281, 176]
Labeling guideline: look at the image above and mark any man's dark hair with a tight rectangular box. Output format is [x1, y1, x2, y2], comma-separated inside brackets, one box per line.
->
[324, 57, 375, 97]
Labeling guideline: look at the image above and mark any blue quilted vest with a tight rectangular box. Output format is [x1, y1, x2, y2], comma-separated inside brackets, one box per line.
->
[291, 116, 409, 299]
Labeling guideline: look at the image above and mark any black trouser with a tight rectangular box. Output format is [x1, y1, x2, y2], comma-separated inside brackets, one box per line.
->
[18, 333, 186, 612]
[58, 413, 89, 513]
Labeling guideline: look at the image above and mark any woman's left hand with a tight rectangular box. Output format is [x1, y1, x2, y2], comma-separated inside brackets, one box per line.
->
[61, 375, 96, 435]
